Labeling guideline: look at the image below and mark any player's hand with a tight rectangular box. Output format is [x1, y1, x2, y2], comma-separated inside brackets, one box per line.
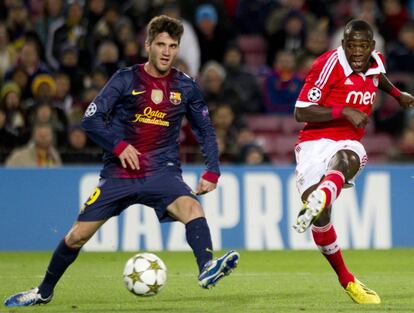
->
[118, 144, 141, 170]
[398, 92, 414, 109]
[342, 106, 369, 128]
[195, 178, 217, 195]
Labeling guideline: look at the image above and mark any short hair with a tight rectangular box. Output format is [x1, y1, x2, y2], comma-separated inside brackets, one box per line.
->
[146, 15, 184, 43]
[343, 19, 374, 40]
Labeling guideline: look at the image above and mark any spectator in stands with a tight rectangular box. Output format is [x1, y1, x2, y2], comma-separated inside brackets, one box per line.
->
[80, 86, 99, 108]
[235, 0, 278, 34]
[265, 6, 309, 65]
[297, 28, 329, 64]
[24, 73, 57, 108]
[389, 111, 414, 162]
[46, 0, 89, 71]
[60, 124, 102, 164]
[85, 0, 106, 35]
[389, 128, 414, 162]
[28, 101, 67, 147]
[211, 103, 239, 162]
[0, 107, 19, 162]
[298, 54, 316, 79]
[8, 65, 29, 99]
[195, 3, 233, 67]
[239, 143, 270, 165]
[5, 40, 50, 98]
[0, 23, 17, 82]
[53, 71, 73, 114]
[387, 23, 414, 73]
[31, 74, 57, 101]
[35, 0, 64, 46]
[199, 60, 226, 110]
[221, 44, 263, 114]
[236, 127, 256, 147]
[58, 44, 86, 97]
[88, 67, 108, 90]
[122, 38, 146, 67]
[114, 20, 135, 49]
[92, 2, 131, 52]
[114, 18, 136, 48]
[5, 122, 62, 167]
[95, 40, 120, 76]
[263, 50, 302, 114]
[0, 80, 27, 142]
[266, 0, 316, 37]
[379, 0, 409, 41]
[162, 2, 201, 77]
[5, 0, 33, 50]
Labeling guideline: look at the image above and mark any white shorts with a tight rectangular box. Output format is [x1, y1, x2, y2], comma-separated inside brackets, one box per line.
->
[294, 139, 367, 197]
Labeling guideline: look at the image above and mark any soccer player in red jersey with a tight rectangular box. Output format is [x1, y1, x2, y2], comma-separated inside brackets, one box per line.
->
[4, 15, 239, 307]
[293, 20, 414, 304]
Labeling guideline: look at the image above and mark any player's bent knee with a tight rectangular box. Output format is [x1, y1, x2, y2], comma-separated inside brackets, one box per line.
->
[168, 196, 205, 223]
[65, 221, 103, 248]
[188, 201, 204, 219]
[65, 231, 90, 248]
[65, 235, 83, 249]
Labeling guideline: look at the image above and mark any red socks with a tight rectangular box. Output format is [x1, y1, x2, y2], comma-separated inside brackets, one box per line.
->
[317, 170, 345, 207]
[312, 223, 354, 288]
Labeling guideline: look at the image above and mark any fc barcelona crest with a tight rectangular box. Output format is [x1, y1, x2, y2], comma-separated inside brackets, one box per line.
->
[151, 89, 163, 104]
[169, 91, 182, 105]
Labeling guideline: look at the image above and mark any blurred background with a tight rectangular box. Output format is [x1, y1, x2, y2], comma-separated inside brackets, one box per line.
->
[1, 0, 414, 251]
[1, 0, 414, 167]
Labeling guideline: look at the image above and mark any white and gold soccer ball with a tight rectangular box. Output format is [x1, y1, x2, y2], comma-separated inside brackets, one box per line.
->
[123, 253, 167, 296]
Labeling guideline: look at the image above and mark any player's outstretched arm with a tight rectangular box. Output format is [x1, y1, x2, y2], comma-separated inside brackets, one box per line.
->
[379, 73, 414, 109]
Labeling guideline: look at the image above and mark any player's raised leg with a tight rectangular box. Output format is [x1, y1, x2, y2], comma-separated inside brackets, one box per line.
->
[294, 169, 345, 233]
[294, 148, 380, 303]
[4, 220, 105, 307]
[167, 196, 239, 289]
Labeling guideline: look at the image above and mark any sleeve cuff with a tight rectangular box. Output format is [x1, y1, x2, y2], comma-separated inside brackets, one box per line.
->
[113, 140, 129, 156]
[202, 171, 220, 184]
[390, 86, 401, 98]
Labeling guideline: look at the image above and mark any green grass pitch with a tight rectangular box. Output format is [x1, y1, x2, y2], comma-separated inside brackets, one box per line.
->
[1, 249, 413, 313]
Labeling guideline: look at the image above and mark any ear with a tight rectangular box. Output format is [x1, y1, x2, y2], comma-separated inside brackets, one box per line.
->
[144, 40, 150, 53]
[371, 39, 376, 50]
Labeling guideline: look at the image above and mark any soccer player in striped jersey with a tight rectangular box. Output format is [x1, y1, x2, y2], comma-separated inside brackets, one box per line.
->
[4, 15, 239, 307]
[293, 19, 414, 304]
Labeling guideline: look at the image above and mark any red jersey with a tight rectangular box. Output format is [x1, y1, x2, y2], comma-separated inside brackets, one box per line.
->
[295, 46, 386, 143]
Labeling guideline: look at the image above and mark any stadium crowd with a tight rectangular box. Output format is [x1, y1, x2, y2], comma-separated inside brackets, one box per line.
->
[1, 0, 414, 166]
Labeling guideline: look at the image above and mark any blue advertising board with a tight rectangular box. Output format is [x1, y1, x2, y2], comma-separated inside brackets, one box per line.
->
[0, 165, 413, 251]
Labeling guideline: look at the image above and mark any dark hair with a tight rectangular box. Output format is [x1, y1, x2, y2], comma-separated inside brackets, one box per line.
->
[344, 19, 374, 40]
[146, 15, 184, 43]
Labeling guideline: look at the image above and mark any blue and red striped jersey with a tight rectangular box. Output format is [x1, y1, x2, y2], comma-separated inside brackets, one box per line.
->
[81, 64, 220, 179]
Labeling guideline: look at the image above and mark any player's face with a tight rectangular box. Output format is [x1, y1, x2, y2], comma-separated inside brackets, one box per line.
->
[342, 30, 375, 73]
[145, 32, 179, 77]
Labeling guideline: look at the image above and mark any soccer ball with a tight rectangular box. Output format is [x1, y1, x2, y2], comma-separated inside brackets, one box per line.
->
[123, 253, 167, 296]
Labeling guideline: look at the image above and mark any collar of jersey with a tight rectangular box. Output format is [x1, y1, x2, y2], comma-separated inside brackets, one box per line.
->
[139, 63, 174, 80]
[337, 46, 386, 77]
